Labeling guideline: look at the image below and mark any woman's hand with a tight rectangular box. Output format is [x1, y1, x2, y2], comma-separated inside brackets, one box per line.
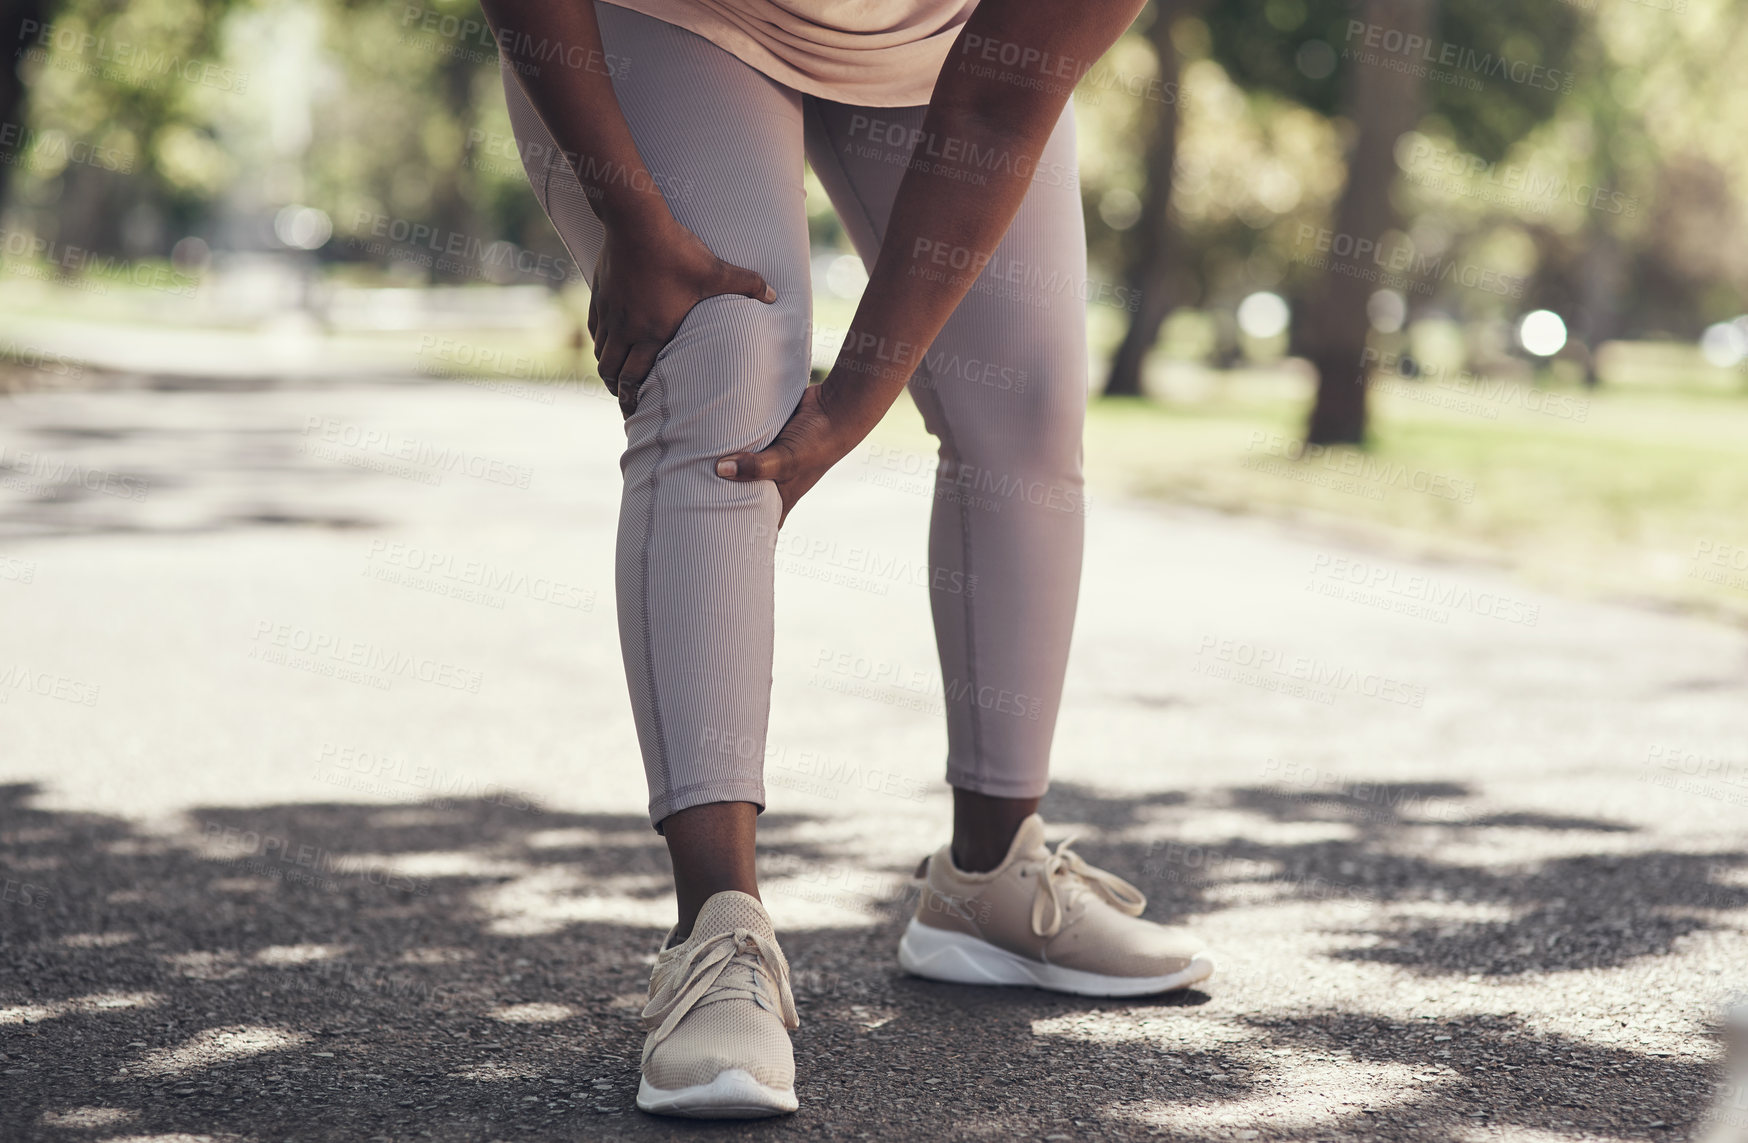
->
[712, 384, 857, 525]
[479, 3, 775, 418]
[590, 215, 776, 418]
[713, 374, 895, 524]
[711, 0, 1148, 522]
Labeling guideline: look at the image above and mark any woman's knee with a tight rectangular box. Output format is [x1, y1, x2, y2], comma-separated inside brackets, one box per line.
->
[916, 331, 1088, 475]
[624, 293, 811, 470]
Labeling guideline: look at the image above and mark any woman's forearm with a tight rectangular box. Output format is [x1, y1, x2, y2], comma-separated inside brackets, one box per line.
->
[479, 1, 670, 232]
[819, 0, 1150, 436]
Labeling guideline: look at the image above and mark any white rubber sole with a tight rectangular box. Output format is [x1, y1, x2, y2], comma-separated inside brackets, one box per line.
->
[898, 917, 1215, 997]
[635, 1068, 798, 1118]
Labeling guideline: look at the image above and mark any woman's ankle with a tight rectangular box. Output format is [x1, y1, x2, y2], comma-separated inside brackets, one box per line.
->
[661, 800, 761, 943]
[949, 787, 1041, 874]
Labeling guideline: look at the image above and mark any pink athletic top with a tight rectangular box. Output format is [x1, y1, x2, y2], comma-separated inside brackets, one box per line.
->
[599, 0, 979, 106]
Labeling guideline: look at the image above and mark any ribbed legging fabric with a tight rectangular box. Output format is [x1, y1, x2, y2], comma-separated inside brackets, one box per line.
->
[501, 3, 1090, 829]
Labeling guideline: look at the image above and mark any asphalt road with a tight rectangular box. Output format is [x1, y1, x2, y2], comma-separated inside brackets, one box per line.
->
[1, 368, 1745, 1143]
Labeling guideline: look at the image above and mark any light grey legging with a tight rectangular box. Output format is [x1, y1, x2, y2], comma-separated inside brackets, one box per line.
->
[501, 3, 1090, 830]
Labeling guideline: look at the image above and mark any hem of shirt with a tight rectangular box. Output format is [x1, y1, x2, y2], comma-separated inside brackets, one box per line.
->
[598, 0, 943, 108]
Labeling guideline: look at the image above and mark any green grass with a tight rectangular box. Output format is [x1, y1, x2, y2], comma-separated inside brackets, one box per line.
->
[9, 269, 1746, 621]
[1072, 368, 1748, 623]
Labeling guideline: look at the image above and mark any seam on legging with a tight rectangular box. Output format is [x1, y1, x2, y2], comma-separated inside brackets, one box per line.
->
[529, 128, 551, 210]
[640, 364, 673, 799]
[805, 97, 986, 777]
[933, 388, 983, 774]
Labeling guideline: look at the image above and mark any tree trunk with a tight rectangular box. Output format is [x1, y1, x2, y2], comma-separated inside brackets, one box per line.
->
[1576, 225, 1622, 387]
[0, 0, 50, 213]
[1575, 116, 1624, 389]
[1300, 0, 1434, 445]
[431, 50, 488, 284]
[1104, 0, 1194, 397]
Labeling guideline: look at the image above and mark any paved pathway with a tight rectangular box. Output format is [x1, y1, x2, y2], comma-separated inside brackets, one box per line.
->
[1, 370, 1745, 1142]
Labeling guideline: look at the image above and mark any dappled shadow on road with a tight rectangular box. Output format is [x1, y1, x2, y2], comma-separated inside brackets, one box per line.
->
[0, 409, 385, 539]
[0, 373, 443, 539]
[1331, 848, 1732, 977]
[0, 779, 1734, 1141]
[1049, 777, 1745, 977]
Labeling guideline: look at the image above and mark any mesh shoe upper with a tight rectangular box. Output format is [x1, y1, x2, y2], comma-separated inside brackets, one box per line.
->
[640, 891, 799, 1092]
[912, 815, 1206, 978]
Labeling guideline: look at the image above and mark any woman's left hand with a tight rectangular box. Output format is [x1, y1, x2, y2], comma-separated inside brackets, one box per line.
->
[712, 384, 861, 525]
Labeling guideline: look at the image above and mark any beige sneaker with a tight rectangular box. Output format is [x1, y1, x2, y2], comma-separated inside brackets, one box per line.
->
[898, 814, 1214, 996]
[636, 890, 799, 1118]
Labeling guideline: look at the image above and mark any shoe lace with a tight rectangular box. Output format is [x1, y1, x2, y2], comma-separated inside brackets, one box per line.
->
[1030, 835, 1148, 939]
[639, 928, 799, 1053]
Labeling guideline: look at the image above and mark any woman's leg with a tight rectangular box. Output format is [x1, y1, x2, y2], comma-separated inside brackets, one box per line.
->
[802, 99, 1089, 867]
[502, 5, 813, 932]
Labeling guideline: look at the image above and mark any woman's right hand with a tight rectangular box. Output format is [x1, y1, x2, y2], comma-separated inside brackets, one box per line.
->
[590, 215, 776, 418]
[479, 3, 769, 416]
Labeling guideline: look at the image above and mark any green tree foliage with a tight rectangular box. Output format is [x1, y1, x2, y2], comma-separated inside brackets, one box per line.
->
[306, 0, 564, 282]
[7, 0, 248, 253]
[1202, 0, 1581, 159]
[4, 0, 563, 283]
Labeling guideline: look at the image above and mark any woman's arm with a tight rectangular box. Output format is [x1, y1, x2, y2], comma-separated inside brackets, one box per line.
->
[481, 1, 661, 232]
[716, 0, 1150, 516]
[480, 2, 775, 410]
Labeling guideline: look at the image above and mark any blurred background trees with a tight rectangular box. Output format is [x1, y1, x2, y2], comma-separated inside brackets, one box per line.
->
[1, 0, 1746, 437]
